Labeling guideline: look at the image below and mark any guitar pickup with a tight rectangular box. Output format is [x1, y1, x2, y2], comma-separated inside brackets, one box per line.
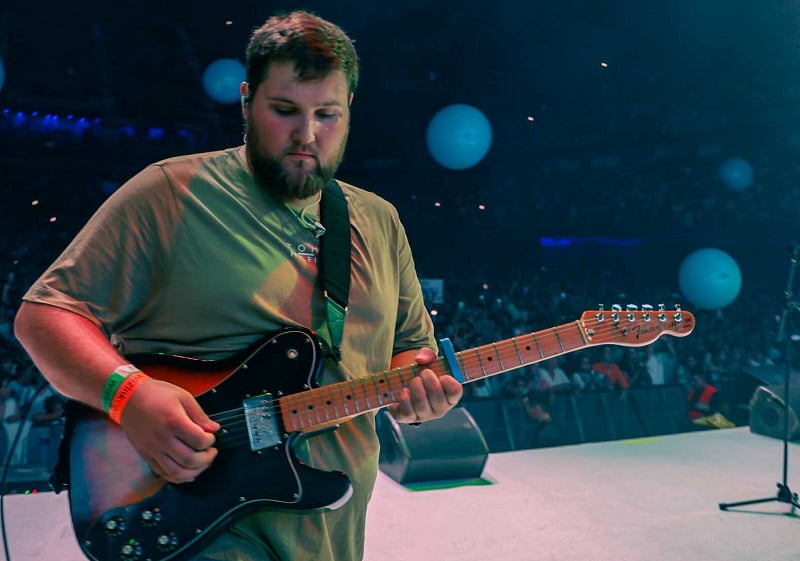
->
[243, 394, 281, 450]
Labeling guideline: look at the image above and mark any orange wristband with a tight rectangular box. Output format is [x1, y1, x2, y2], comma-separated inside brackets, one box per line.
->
[108, 371, 149, 424]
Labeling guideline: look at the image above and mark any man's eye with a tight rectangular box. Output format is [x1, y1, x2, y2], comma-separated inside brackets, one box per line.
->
[273, 106, 296, 115]
[318, 111, 340, 119]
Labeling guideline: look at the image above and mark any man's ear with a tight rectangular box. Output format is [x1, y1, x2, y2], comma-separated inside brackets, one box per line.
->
[348, 92, 354, 106]
[240, 81, 250, 120]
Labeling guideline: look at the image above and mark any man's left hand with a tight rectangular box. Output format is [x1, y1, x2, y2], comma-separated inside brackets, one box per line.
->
[388, 347, 463, 423]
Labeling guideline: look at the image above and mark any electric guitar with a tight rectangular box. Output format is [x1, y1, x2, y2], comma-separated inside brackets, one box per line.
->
[64, 305, 694, 561]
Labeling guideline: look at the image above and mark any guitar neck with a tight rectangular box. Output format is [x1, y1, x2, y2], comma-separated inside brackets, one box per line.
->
[279, 305, 695, 433]
[280, 319, 588, 433]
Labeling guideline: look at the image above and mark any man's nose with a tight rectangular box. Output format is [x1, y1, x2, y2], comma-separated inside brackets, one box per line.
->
[292, 117, 318, 145]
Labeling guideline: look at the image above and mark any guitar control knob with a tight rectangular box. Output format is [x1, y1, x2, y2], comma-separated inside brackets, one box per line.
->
[119, 539, 143, 560]
[140, 507, 162, 527]
[104, 515, 127, 535]
[156, 532, 180, 552]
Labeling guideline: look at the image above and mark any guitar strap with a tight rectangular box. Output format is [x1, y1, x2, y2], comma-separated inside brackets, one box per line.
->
[318, 179, 352, 363]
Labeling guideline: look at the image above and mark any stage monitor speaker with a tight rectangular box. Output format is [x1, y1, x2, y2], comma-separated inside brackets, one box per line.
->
[376, 407, 489, 485]
[749, 385, 800, 441]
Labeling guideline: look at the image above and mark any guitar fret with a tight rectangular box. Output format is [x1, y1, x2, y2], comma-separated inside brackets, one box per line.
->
[553, 328, 566, 353]
[358, 379, 371, 410]
[575, 321, 590, 345]
[352, 379, 369, 412]
[389, 367, 405, 399]
[473, 349, 488, 377]
[320, 387, 333, 423]
[536, 329, 561, 359]
[370, 376, 385, 406]
[310, 392, 324, 425]
[283, 396, 299, 432]
[492, 342, 506, 370]
[511, 337, 524, 365]
[455, 353, 469, 381]
[298, 394, 309, 427]
[314, 393, 324, 425]
[561, 323, 589, 351]
[342, 381, 354, 416]
[530, 333, 544, 358]
[329, 386, 341, 420]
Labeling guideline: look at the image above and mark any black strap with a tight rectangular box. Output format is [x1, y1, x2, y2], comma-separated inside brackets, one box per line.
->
[319, 179, 351, 361]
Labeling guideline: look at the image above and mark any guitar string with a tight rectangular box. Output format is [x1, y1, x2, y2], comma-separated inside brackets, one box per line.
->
[199, 317, 684, 445]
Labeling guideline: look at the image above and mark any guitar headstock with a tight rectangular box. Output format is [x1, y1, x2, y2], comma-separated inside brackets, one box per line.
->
[579, 304, 694, 347]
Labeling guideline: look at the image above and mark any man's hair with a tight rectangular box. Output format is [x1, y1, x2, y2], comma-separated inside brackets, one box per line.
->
[245, 10, 359, 101]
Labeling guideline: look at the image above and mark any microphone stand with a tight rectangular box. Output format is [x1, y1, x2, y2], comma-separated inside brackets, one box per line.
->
[718, 243, 800, 513]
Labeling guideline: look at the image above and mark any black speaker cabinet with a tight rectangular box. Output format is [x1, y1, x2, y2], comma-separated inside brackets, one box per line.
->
[749, 385, 800, 441]
[376, 407, 489, 484]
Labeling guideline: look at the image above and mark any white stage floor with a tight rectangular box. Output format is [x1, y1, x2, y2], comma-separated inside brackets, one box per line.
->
[3, 427, 799, 561]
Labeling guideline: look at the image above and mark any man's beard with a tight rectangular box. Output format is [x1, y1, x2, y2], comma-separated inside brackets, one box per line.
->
[245, 121, 347, 201]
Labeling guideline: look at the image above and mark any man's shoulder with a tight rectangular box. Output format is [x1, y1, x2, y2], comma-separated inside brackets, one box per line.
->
[152, 147, 239, 172]
[334, 179, 398, 216]
[335, 179, 385, 202]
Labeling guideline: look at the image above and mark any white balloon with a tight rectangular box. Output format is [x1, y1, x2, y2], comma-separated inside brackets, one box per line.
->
[719, 157, 754, 191]
[202, 58, 246, 104]
[426, 104, 493, 170]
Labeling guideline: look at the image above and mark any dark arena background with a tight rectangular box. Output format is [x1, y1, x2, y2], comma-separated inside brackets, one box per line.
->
[1, 1, 800, 560]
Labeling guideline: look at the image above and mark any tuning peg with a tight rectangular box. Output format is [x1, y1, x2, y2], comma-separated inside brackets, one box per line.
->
[641, 304, 653, 321]
[626, 304, 638, 310]
[674, 304, 683, 323]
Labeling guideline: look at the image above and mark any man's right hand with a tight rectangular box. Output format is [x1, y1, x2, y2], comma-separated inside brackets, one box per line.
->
[119, 378, 220, 484]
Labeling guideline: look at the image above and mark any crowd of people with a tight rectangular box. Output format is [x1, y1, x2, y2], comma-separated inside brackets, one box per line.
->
[425, 264, 784, 435]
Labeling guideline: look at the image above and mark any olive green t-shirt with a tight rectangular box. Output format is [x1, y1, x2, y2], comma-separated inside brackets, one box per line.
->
[24, 146, 436, 560]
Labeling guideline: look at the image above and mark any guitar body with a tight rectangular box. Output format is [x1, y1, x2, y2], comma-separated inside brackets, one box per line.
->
[66, 327, 352, 561]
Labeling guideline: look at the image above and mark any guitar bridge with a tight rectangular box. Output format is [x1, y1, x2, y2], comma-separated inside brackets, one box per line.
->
[243, 394, 281, 450]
